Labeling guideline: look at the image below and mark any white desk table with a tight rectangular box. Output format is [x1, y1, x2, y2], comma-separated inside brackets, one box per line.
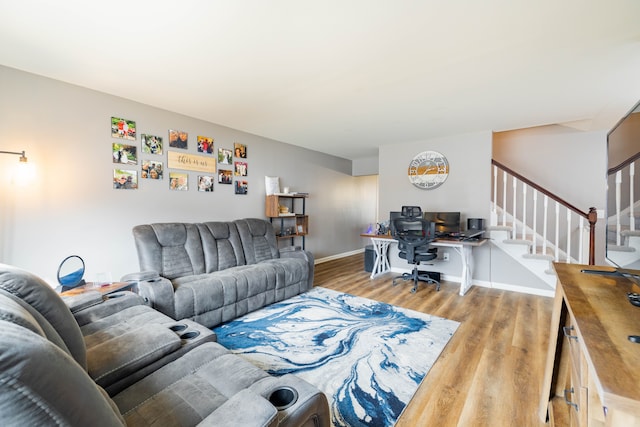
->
[360, 234, 487, 296]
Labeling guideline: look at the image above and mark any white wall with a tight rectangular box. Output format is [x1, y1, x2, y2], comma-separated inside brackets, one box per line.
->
[0, 66, 377, 284]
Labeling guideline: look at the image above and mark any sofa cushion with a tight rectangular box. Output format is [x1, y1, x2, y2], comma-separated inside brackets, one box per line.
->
[0, 320, 126, 426]
[133, 223, 205, 279]
[234, 218, 280, 264]
[113, 342, 271, 426]
[197, 222, 246, 272]
[0, 264, 87, 369]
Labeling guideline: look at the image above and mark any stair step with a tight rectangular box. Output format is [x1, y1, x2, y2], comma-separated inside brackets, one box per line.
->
[523, 253, 554, 261]
[608, 244, 636, 253]
[532, 246, 555, 257]
[621, 229, 640, 237]
[488, 225, 512, 232]
[503, 239, 532, 246]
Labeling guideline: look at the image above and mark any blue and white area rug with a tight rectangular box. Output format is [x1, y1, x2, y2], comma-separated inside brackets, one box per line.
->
[213, 287, 459, 427]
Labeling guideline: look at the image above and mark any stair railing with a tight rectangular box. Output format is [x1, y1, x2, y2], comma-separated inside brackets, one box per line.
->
[607, 152, 640, 247]
[492, 159, 597, 265]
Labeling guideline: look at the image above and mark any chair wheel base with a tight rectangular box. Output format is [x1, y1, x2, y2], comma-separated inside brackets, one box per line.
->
[391, 269, 440, 294]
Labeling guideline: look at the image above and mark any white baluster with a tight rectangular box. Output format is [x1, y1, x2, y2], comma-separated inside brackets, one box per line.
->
[566, 210, 572, 263]
[555, 201, 560, 261]
[522, 185, 527, 241]
[493, 165, 497, 217]
[502, 170, 507, 226]
[631, 163, 635, 231]
[616, 170, 622, 246]
[532, 191, 538, 255]
[543, 195, 549, 256]
[578, 216, 585, 263]
[512, 177, 517, 239]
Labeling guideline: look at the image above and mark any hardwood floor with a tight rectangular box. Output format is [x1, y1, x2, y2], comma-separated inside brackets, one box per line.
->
[314, 253, 552, 427]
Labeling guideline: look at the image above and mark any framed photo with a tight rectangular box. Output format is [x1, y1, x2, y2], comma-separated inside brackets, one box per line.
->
[234, 142, 246, 158]
[113, 169, 137, 189]
[169, 172, 188, 191]
[234, 161, 247, 176]
[218, 147, 232, 165]
[168, 129, 188, 149]
[111, 117, 136, 141]
[197, 175, 214, 192]
[112, 143, 137, 165]
[141, 160, 163, 179]
[218, 169, 232, 184]
[141, 134, 163, 155]
[235, 180, 248, 195]
[197, 136, 214, 155]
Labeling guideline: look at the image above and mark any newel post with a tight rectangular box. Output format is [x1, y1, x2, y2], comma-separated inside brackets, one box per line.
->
[587, 207, 598, 265]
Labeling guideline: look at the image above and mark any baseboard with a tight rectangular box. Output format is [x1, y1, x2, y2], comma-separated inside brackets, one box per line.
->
[315, 248, 364, 264]
[317, 253, 555, 298]
[486, 281, 555, 298]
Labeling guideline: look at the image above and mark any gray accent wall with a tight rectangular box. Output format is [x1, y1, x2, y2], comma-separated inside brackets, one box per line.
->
[0, 66, 376, 283]
[376, 131, 494, 282]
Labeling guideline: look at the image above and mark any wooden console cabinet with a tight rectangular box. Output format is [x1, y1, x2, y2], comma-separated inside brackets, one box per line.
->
[539, 263, 640, 426]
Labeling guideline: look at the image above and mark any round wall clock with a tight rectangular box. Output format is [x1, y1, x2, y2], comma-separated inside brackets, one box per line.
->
[407, 151, 449, 189]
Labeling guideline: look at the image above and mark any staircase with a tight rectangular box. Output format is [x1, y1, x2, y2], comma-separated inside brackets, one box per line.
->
[606, 163, 640, 269]
[490, 160, 596, 288]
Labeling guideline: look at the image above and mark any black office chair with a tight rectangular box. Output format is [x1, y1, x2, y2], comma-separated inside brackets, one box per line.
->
[391, 206, 440, 293]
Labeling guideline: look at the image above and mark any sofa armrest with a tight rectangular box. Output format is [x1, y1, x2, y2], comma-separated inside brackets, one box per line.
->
[122, 271, 177, 319]
[198, 389, 278, 427]
[279, 249, 315, 290]
[62, 290, 103, 313]
[250, 374, 329, 427]
[65, 291, 146, 327]
[87, 323, 182, 388]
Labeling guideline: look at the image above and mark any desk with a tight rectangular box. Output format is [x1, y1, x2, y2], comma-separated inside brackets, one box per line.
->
[360, 234, 487, 296]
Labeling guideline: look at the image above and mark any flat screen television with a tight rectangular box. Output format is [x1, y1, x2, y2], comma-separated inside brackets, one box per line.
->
[422, 212, 461, 236]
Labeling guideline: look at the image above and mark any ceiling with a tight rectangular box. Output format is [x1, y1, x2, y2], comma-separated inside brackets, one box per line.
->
[2, 1, 640, 160]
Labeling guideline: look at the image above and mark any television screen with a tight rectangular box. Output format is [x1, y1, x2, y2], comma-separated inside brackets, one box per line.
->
[423, 212, 461, 236]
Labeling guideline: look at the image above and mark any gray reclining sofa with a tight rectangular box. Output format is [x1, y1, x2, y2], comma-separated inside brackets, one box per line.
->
[127, 218, 314, 328]
[0, 263, 330, 426]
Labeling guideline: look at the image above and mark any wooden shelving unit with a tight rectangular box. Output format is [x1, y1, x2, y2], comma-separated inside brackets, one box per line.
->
[265, 194, 308, 249]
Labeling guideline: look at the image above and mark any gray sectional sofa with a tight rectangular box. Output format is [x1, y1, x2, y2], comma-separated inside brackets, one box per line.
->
[126, 218, 314, 328]
[0, 263, 330, 426]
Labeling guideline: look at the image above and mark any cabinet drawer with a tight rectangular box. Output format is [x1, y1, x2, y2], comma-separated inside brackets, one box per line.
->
[562, 315, 583, 385]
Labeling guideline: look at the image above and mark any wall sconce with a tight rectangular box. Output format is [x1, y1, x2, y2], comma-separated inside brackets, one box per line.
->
[1, 150, 33, 185]
[0, 150, 28, 163]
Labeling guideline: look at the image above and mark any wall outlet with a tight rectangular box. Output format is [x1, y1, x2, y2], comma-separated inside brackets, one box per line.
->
[442, 252, 449, 261]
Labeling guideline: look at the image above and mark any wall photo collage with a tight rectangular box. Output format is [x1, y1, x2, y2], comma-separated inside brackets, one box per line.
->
[111, 116, 248, 194]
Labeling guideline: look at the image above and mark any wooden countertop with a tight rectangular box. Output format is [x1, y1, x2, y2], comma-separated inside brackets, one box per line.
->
[553, 263, 640, 417]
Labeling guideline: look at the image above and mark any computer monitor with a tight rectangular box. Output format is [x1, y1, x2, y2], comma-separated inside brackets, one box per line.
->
[422, 212, 461, 236]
